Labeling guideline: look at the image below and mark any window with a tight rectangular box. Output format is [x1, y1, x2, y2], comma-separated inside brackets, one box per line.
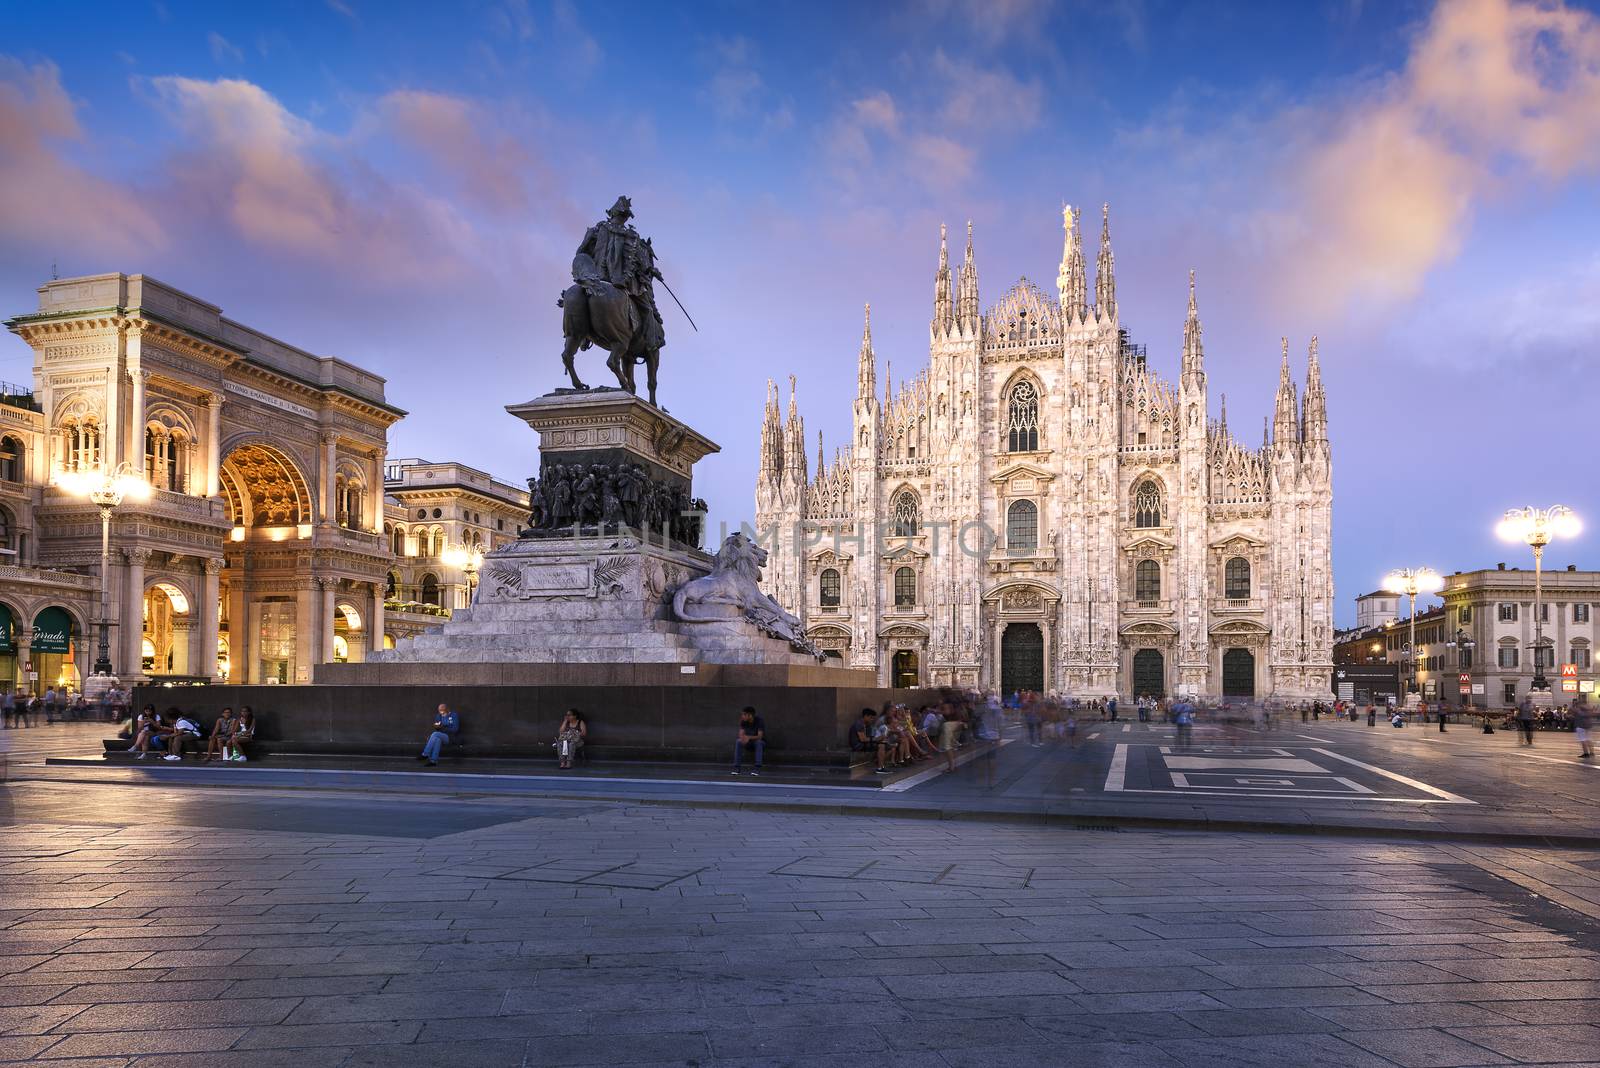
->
[889, 490, 920, 537]
[1004, 381, 1039, 452]
[1576, 604, 1591, 623]
[1006, 500, 1038, 550]
[1498, 646, 1519, 669]
[420, 573, 440, 606]
[389, 525, 406, 556]
[385, 570, 398, 598]
[62, 420, 101, 473]
[820, 567, 841, 607]
[1135, 559, 1161, 602]
[1132, 480, 1162, 528]
[1537, 603, 1550, 623]
[1458, 647, 1473, 670]
[143, 427, 186, 492]
[0, 435, 21, 483]
[416, 508, 427, 519]
[1504, 682, 1518, 704]
[0, 505, 12, 555]
[1458, 605, 1472, 625]
[894, 566, 917, 608]
[1572, 645, 1591, 670]
[432, 508, 442, 519]
[1533, 645, 1554, 670]
[1224, 557, 1251, 599]
[1498, 603, 1518, 622]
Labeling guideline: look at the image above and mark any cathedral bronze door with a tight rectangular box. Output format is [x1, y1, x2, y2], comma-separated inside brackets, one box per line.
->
[1001, 623, 1044, 694]
[891, 649, 919, 688]
[1222, 648, 1255, 697]
[1131, 648, 1165, 699]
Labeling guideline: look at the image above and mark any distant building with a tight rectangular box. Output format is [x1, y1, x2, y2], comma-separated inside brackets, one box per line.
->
[1354, 590, 1401, 631]
[381, 458, 528, 646]
[1436, 563, 1598, 708]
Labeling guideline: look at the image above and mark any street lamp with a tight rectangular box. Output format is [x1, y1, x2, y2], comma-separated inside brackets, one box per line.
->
[54, 463, 151, 679]
[1446, 627, 1476, 706]
[441, 541, 484, 607]
[1382, 567, 1443, 697]
[1497, 505, 1581, 693]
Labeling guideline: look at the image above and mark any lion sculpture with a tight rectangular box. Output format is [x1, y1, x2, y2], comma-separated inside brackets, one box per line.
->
[672, 532, 822, 659]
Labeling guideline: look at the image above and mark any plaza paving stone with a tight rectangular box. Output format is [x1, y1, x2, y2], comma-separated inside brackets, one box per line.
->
[0, 773, 1595, 1066]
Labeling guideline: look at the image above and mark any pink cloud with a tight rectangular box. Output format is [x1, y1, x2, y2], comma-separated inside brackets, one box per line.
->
[0, 58, 164, 256]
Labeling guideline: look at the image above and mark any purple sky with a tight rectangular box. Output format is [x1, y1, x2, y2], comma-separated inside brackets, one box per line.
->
[3, 0, 1598, 624]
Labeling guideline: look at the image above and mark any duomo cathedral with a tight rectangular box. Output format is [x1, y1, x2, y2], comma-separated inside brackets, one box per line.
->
[755, 206, 1334, 700]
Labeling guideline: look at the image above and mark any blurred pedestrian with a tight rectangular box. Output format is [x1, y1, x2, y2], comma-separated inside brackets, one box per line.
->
[1574, 698, 1593, 760]
[1515, 697, 1536, 747]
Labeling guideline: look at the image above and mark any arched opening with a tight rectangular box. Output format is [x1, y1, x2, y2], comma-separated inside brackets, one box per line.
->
[1222, 648, 1255, 697]
[891, 649, 920, 688]
[1007, 499, 1038, 551]
[335, 469, 365, 529]
[893, 566, 917, 608]
[1004, 380, 1040, 452]
[216, 635, 230, 682]
[30, 606, 81, 693]
[1135, 559, 1161, 603]
[1225, 557, 1251, 599]
[420, 573, 440, 606]
[0, 504, 15, 561]
[1132, 648, 1165, 699]
[219, 442, 312, 529]
[59, 417, 102, 474]
[333, 602, 363, 664]
[1001, 622, 1044, 694]
[1132, 479, 1163, 528]
[382, 633, 396, 651]
[142, 582, 192, 676]
[385, 570, 399, 598]
[144, 425, 190, 493]
[819, 567, 841, 607]
[0, 602, 19, 693]
[0, 435, 22, 483]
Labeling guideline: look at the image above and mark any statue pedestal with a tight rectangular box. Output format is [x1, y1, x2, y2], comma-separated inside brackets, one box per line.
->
[506, 387, 720, 495]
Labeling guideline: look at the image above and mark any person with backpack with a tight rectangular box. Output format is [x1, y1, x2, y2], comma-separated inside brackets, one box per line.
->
[1515, 697, 1537, 746]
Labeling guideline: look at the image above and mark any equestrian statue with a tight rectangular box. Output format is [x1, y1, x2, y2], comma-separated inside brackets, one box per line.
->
[558, 195, 692, 408]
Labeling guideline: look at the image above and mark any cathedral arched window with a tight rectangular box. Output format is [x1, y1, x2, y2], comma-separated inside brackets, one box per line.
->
[820, 568, 841, 607]
[1135, 559, 1161, 603]
[890, 489, 920, 537]
[1007, 500, 1037, 551]
[1225, 557, 1251, 599]
[1005, 381, 1040, 452]
[894, 566, 917, 608]
[1133, 479, 1163, 528]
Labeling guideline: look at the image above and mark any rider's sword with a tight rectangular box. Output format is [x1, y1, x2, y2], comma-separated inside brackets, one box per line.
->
[656, 276, 698, 332]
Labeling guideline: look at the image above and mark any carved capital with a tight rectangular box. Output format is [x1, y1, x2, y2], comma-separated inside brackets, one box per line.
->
[320, 430, 338, 447]
[202, 557, 225, 575]
[123, 548, 153, 566]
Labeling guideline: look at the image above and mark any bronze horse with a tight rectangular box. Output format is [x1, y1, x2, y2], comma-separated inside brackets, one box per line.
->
[557, 280, 660, 407]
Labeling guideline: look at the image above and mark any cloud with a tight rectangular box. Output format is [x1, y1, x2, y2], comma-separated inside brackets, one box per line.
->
[326, 0, 357, 20]
[207, 32, 243, 65]
[151, 76, 475, 281]
[379, 89, 534, 215]
[1270, 0, 1600, 315]
[552, 0, 600, 71]
[699, 36, 794, 133]
[0, 58, 164, 256]
[930, 50, 1042, 132]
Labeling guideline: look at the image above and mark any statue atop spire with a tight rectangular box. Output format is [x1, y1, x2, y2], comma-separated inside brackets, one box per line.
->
[957, 220, 979, 332]
[1095, 202, 1117, 320]
[1058, 204, 1087, 323]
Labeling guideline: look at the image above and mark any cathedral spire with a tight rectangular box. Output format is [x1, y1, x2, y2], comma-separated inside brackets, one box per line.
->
[1057, 204, 1087, 323]
[883, 359, 892, 410]
[1302, 334, 1327, 443]
[1219, 392, 1227, 432]
[1095, 202, 1117, 321]
[759, 378, 783, 479]
[1181, 268, 1205, 388]
[932, 222, 953, 335]
[1273, 337, 1300, 444]
[816, 429, 825, 475]
[957, 220, 980, 333]
[856, 303, 876, 403]
[783, 374, 806, 481]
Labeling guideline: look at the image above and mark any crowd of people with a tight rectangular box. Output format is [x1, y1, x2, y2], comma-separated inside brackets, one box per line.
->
[1, 685, 131, 726]
[123, 704, 256, 761]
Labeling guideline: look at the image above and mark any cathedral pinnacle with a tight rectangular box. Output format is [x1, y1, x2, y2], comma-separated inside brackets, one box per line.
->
[1058, 204, 1087, 323]
[1274, 337, 1300, 444]
[857, 303, 876, 402]
[1181, 268, 1205, 385]
[1302, 335, 1327, 443]
[933, 224, 953, 333]
[1095, 202, 1117, 321]
[957, 220, 980, 332]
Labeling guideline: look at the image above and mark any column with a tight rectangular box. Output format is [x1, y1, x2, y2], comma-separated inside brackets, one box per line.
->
[369, 581, 385, 657]
[227, 578, 247, 683]
[992, 620, 1006, 692]
[1041, 617, 1053, 694]
[294, 581, 316, 682]
[367, 451, 383, 532]
[122, 548, 149, 678]
[205, 394, 223, 497]
[126, 368, 146, 471]
[103, 366, 121, 471]
[319, 577, 336, 665]
[169, 619, 193, 675]
[319, 432, 337, 525]
[200, 559, 222, 680]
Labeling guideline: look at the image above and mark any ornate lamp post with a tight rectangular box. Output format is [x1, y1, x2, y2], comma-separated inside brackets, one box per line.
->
[441, 542, 484, 607]
[54, 463, 151, 678]
[1497, 505, 1580, 694]
[1382, 567, 1443, 698]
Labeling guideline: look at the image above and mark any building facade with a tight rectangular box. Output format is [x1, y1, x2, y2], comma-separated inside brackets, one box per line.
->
[755, 207, 1335, 699]
[1, 273, 403, 692]
[381, 457, 528, 645]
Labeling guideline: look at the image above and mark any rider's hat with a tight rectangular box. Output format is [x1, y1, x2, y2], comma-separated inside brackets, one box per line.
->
[607, 195, 634, 220]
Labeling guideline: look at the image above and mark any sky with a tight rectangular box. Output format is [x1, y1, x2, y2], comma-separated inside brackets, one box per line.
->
[2, 0, 1599, 625]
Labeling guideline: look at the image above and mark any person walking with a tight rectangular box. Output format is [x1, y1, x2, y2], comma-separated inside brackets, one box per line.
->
[1438, 703, 1448, 733]
[1574, 698, 1594, 760]
[1173, 698, 1195, 749]
[1515, 697, 1536, 747]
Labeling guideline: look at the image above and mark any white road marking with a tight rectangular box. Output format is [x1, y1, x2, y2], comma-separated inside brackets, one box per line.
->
[1104, 743, 1129, 791]
[1309, 747, 1476, 804]
[1122, 724, 1131, 733]
[1111, 787, 1464, 804]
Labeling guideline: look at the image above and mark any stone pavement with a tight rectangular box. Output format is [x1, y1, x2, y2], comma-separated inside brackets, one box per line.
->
[1, 779, 1600, 1066]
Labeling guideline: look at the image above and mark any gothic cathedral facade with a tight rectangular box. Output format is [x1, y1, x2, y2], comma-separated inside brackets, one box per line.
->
[755, 206, 1334, 700]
